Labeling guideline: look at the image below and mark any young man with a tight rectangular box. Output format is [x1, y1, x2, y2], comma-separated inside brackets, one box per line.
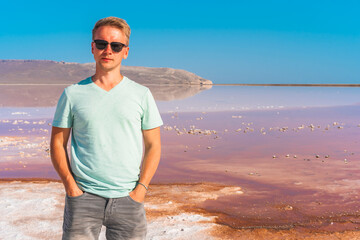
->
[50, 17, 163, 240]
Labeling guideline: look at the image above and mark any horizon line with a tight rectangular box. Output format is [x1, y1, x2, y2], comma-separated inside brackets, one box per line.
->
[1, 83, 360, 87]
[211, 83, 360, 87]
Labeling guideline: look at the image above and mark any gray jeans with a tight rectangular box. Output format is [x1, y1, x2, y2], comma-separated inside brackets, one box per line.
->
[62, 191, 147, 240]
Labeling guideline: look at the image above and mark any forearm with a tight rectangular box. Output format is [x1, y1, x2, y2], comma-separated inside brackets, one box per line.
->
[139, 144, 161, 187]
[50, 143, 79, 193]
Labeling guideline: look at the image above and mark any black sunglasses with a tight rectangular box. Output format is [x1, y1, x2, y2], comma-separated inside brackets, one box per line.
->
[93, 39, 128, 53]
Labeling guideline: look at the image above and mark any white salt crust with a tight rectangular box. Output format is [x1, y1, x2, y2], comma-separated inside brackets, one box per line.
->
[0, 181, 216, 240]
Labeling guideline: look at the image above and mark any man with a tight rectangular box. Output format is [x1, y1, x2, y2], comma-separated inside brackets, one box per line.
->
[50, 16, 163, 240]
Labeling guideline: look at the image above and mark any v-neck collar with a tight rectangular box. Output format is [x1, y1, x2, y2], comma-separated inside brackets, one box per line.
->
[89, 76, 128, 93]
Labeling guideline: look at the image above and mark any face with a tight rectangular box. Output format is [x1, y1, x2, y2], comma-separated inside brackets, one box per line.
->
[91, 26, 129, 72]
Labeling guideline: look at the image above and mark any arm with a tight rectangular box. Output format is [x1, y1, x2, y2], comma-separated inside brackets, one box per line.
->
[129, 126, 161, 202]
[50, 126, 83, 197]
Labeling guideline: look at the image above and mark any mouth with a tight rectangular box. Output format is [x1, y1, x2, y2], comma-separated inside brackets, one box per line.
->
[101, 57, 112, 61]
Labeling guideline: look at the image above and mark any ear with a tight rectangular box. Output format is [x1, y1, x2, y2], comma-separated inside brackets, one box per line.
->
[91, 41, 95, 54]
[122, 47, 129, 60]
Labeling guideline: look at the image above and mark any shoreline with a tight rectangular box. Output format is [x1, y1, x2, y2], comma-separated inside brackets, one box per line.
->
[212, 83, 360, 87]
[1, 83, 360, 87]
[0, 177, 61, 182]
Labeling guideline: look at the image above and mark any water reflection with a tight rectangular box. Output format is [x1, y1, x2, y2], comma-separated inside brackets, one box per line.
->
[156, 85, 360, 112]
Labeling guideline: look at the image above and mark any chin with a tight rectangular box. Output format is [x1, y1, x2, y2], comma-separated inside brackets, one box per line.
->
[99, 64, 119, 72]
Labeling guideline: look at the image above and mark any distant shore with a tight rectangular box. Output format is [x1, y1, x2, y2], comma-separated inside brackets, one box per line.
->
[212, 83, 360, 87]
[1, 83, 360, 87]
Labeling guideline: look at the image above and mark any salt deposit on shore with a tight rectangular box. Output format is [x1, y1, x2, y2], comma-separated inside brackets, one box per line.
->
[2, 180, 360, 240]
[0, 181, 219, 240]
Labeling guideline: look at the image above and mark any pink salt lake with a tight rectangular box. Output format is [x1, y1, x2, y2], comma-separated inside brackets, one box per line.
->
[1, 85, 359, 232]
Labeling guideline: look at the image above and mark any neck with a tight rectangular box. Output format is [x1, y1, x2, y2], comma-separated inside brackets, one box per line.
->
[93, 64, 123, 85]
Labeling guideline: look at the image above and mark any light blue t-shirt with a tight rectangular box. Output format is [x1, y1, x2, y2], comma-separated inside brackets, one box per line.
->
[52, 76, 163, 198]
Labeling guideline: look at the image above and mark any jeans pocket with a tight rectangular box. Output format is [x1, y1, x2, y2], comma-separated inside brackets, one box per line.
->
[66, 191, 87, 200]
[127, 195, 143, 205]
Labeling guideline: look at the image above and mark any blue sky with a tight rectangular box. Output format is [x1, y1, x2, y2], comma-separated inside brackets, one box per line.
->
[0, 0, 359, 84]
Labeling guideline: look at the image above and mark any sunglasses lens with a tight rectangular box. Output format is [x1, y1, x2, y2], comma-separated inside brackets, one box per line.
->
[94, 40, 126, 52]
[94, 40, 107, 50]
[111, 43, 124, 52]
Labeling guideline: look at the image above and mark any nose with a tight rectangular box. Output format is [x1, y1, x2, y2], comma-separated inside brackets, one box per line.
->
[104, 43, 113, 53]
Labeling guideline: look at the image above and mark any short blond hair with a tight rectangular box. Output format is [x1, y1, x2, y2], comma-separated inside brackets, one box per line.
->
[92, 17, 131, 45]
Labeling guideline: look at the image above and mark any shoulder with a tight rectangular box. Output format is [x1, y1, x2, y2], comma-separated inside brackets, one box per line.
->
[124, 76, 150, 95]
[64, 77, 93, 95]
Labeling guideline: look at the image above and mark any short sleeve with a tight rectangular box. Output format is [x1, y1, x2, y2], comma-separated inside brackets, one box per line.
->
[52, 89, 73, 128]
[141, 89, 163, 130]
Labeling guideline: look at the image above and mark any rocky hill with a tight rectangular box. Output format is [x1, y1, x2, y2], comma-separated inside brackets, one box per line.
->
[0, 60, 213, 107]
[0, 60, 212, 85]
